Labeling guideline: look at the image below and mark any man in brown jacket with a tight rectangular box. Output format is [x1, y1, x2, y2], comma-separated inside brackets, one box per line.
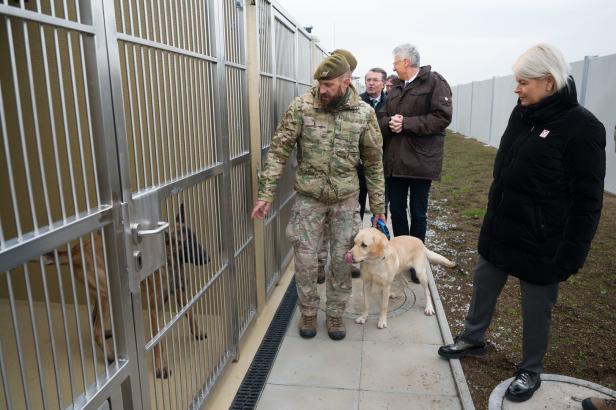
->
[378, 43, 452, 243]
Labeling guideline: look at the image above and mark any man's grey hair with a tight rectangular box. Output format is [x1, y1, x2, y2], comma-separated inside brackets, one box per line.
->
[393, 43, 420, 67]
[366, 67, 387, 82]
[512, 43, 570, 91]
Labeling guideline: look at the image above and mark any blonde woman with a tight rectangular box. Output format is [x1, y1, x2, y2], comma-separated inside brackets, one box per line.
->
[438, 43, 606, 403]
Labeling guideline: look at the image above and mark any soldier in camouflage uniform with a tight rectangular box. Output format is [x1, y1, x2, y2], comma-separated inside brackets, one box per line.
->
[317, 49, 362, 284]
[251, 53, 386, 340]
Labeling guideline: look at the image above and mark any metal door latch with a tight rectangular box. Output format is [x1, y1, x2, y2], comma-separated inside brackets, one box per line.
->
[131, 221, 169, 244]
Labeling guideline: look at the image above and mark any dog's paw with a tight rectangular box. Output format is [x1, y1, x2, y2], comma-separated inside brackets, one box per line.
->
[156, 367, 172, 379]
[424, 307, 435, 316]
[355, 316, 367, 325]
[377, 317, 388, 329]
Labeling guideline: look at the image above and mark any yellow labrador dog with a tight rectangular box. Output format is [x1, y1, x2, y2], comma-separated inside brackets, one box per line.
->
[344, 227, 456, 329]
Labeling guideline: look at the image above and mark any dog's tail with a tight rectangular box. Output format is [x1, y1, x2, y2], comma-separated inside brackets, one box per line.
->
[425, 248, 457, 268]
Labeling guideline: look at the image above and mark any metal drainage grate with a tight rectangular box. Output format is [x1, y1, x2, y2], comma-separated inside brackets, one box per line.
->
[230, 276, 298, 409]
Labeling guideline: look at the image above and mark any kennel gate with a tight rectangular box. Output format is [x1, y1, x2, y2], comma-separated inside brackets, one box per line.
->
[256, 0, 317, 295]
[0, 0, 255, 408]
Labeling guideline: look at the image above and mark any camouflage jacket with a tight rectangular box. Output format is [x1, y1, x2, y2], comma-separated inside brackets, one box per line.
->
[258, 85, 385, 212]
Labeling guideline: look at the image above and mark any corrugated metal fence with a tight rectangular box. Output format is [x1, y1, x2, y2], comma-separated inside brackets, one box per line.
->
[0, 0, 325, 408]
[449, 53, 616, 194]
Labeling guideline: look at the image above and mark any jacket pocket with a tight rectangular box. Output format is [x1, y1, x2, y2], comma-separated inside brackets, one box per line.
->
[407, 135, 440, 157]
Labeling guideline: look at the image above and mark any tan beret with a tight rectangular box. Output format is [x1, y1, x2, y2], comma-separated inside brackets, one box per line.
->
[313, 54, 350, 80]
[332, 49, 357, 72]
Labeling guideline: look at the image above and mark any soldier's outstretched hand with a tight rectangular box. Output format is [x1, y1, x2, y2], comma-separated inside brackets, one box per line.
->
[251, 200, 271, 220]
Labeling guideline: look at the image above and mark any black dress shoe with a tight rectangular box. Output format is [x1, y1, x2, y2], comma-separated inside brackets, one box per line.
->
[437, 337, 487, 359]
[505, 370, 541, 402]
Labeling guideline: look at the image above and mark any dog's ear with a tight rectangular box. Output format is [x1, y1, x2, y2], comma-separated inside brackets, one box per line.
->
[371, 232, 386, 257]
[176, 204, 185, 225]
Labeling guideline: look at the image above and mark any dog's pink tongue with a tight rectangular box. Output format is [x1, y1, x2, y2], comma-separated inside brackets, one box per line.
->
[344, 251, 354, 264]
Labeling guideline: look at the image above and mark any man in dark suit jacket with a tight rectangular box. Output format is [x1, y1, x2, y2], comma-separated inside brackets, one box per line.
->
[358, 67, 388, 223]
[360, 68, 388, 113]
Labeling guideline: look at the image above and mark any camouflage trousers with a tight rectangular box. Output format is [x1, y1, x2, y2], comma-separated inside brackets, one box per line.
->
[318, 211, 364, 276]
[286, 194, 361, 318]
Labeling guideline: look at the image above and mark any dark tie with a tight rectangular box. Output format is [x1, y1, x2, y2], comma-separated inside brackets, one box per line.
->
[372, 99, 378, 108]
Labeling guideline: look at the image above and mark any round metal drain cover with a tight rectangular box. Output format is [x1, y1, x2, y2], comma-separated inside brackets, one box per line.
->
[318, 278, 416, 320]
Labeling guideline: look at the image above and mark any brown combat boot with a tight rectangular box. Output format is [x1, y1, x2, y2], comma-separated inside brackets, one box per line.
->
[583, 397, 616, 410]
[326, 316, 346, 340]
[298, 314, 317, 338]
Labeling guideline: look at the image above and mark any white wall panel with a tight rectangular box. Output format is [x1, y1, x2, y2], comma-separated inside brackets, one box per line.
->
[455, 83, 473, 136]
[584, 54, 616, 194]
[469, 79, 494, 144]
[489, 75, 517, 148]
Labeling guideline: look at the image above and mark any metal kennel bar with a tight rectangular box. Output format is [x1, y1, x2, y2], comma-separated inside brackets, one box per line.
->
[106, 0, 253, 407]
[0, 0, 138, 408]
[1, 0, 323, 407]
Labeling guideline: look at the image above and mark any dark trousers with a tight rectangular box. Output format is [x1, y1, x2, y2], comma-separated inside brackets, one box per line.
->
[459, 256, 559, 374]
[387, 176, 432, 241]
[357, 164, 367, 220]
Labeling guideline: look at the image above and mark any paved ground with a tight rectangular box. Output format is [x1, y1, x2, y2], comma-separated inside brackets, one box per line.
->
[256, 272, 473, 410]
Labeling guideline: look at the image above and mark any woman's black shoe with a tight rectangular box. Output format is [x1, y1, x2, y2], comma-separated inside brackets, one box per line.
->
[437, 337, 487, 359]
[505, 370, 541, 402]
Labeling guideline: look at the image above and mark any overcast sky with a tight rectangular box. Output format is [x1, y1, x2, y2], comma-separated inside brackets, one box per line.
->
[276, 0, 616, 86]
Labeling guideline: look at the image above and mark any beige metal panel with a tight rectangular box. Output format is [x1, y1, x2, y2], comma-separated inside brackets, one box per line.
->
[274, 16, 294, 79]
[246, 0, 267, 315]
[0, 18, 102, 250]
[116, 42, 220, 194]
[226, 66, 248, 159]
[259, 75, 274, 148]
[258, 0, 272, 74]
[0, 0, 85, 23]
[223, 0, 244, 65]
[114, 0, 213, 57]
[0, 227, 122, 409]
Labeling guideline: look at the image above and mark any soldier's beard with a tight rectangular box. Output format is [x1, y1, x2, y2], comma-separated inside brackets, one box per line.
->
[321, 88, 344, 109]
[320, 82, 346, 110]
[324, 95, 342, 109]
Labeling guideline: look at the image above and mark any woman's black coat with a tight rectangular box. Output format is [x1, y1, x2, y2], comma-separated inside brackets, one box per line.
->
[478, 78, 606, 285]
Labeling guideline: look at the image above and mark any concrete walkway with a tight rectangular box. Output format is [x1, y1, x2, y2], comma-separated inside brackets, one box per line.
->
[255, 267, 474, 410]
